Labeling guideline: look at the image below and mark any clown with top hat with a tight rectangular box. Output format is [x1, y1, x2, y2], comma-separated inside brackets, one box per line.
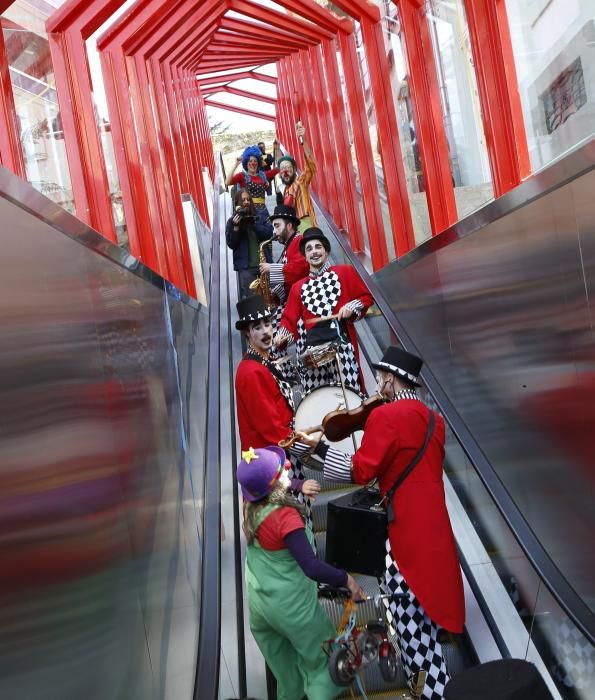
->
[274, 226, 374, 396]
[299, 346, 465, 700]
[234, 295, 320, 528]
[237, 445, 364, 699]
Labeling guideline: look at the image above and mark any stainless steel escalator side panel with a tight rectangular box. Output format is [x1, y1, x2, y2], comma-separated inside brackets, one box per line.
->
[374, 159, 595, 623]
[0, 171, 208, 700]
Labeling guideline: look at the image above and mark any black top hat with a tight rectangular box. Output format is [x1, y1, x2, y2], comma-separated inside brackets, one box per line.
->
[299, 227, 331, 254]
[235, 296, 272, 330]
[372, 346, 423, 387]
[270, 205, 300, 227]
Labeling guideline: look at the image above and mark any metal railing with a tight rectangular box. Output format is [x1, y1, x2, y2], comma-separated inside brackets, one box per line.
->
[193, 157, 223, 700]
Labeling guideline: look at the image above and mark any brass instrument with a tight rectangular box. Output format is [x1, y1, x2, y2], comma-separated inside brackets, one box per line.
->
[249, 235, 276, 307]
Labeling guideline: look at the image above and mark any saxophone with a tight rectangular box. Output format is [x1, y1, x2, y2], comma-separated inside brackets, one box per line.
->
[249, 236, 276, 308]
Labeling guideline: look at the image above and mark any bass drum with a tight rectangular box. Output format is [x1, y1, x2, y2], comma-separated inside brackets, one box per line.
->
[294, 385, 363, 469]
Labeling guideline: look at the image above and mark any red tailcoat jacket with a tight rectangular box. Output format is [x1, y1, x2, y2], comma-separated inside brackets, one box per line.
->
[352, 399, 465, 632]
[235, 357, 293, 451]
[279, 265, 373, 389]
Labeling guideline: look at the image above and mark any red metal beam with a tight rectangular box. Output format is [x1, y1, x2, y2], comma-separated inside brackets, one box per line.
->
[309, 44, 343, 226]
[463, 0, 531, 195]
[204, 45, 285, 58]
[204, 99, 276, 122]
[274, 0, 353, 34]
[360, 17, 416, 256]
[331, 0, 381, 23]
[321, 37, 365, 252]
[209, 32, 294, 51]
[196, 57, 280, 72]
[99, 45, 159, 267]
[220, 17, 314, 48]
[229, 0, 335, 42]
[47, 27, 117, 240]
[400, 0, 457, 234]
[338, 31, 388, 268]
[220, 85, 277, 105]
[297, 49, 329, 206]
[284, 54, 304, 169]
[197, 69, 277, 86]
[96, 0, 198, 278]
[0, 25, 26, 178]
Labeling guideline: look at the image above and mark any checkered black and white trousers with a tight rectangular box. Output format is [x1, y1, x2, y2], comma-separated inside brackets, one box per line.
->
[382, 539, 450, 699]
[289, 453, 313, 531]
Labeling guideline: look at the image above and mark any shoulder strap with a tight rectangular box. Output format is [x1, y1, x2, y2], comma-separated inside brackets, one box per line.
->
[245, 353, 286, 385]
[385, 410, 435, 524]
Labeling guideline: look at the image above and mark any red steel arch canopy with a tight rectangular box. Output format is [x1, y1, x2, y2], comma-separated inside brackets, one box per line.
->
[0, 0, 530, 294]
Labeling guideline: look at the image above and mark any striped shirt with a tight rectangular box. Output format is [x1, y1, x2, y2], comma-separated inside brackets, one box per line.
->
[282, 153, 317, 223]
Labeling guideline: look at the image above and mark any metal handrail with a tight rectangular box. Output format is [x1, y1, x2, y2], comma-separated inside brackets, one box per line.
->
[312, 193, 595, 647]
[193, 158, 222, 699]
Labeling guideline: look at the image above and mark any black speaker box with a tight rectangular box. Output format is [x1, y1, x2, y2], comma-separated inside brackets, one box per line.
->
[325, 487, 387, 578]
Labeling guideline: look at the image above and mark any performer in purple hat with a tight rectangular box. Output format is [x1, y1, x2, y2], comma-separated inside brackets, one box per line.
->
[237, 445, 364, 700]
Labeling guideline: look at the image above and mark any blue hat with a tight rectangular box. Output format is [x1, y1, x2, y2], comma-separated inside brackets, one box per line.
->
[237, 446, 288, 502]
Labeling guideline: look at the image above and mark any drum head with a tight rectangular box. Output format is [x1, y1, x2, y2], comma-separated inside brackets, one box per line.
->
[295, 385, 363, 466]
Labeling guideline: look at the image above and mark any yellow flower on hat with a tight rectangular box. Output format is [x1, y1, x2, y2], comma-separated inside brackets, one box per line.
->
[242, 447, 259, 463]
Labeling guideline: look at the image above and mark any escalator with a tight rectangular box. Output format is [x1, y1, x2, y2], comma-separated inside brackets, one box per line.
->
[215, 142, 595, 700]
[2, 134, 592, 700]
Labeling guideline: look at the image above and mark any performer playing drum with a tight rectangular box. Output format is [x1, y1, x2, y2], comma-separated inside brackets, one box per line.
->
[274, 227, 373, 396]
[234, 295, 320, 525]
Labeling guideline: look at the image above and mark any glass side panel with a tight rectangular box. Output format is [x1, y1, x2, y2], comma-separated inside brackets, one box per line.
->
[377, 1, 432, 248]
[1, 6, 74, 214]
[334, 42, 372, 262]
[423, 0, 494, 217]
[352, 20, 397, 261]
[365, 162, 595, 697]
[505, 0, 595, 172]
[87, 4, 137, 249]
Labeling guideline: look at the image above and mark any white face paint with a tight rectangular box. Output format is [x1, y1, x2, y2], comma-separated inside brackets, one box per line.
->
[246, 318, 273, 353]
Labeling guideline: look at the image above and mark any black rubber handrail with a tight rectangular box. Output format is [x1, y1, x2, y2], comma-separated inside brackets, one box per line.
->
[193, 162, 222, 700]
[313, 194, 595, 647]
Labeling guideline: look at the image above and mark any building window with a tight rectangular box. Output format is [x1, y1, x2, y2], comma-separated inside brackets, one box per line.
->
[505, 0, 595, 171]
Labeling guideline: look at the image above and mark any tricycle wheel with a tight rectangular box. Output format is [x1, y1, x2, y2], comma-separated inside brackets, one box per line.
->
[357, 631, 378, 665]
[329, 646, 356, 687]
[379, 644, 398, 683]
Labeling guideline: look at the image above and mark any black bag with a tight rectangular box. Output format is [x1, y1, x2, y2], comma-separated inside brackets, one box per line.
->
[325, 411, 435, 577]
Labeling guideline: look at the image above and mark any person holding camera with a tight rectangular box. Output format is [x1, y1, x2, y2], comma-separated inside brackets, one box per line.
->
[226, 189, 274, 299]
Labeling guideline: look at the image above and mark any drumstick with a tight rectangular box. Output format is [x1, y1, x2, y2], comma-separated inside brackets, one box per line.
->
[305, 314, 340, 326]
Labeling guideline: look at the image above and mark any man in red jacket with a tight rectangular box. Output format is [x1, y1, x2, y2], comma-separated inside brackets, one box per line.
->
[301, 346, 465, 700]
[274, 227, 373, 395]
[258, 205, 309, 314]
[234, 295, 319, 523]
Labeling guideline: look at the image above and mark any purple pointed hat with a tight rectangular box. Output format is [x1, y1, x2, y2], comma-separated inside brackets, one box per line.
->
[237, 445, 288, 502]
